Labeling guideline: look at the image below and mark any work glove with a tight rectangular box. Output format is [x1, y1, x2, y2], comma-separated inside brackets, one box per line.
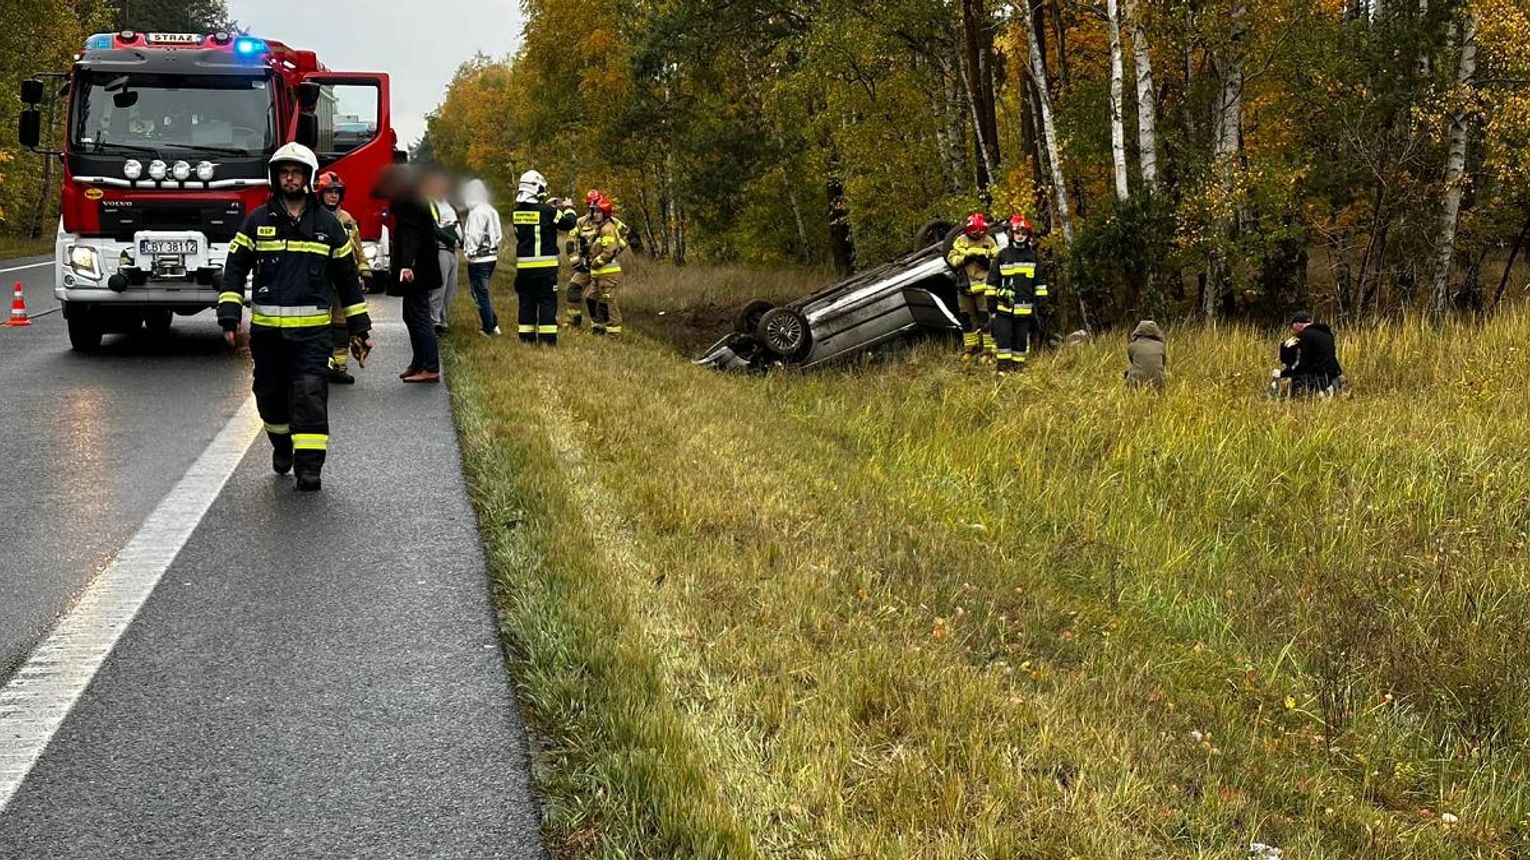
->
[350, 333, 374, 368]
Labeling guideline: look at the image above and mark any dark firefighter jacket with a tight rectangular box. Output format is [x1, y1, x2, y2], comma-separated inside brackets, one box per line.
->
[1279, 323, 1343, 392]
[512, 201, 578, 275]
[986, 242, 1048, 315]
[219, 196, 372, 338]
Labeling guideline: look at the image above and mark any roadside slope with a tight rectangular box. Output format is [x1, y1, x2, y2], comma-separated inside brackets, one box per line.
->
[449, 263, 1530, 859]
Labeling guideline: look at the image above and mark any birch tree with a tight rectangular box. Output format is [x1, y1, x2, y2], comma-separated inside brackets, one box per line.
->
[1429, 10, 1478, 316]
[1205, 0, 1247, 321]
[1020, 1, 1075, 243]
[1106, 0, 1131, 201]
[1125, 0, 1160, 192]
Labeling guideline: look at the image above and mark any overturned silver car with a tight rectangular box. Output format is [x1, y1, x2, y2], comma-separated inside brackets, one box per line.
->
[697, 231, 1013, 372]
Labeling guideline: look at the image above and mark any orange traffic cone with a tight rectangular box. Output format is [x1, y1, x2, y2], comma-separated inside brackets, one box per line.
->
[5, 282, 30, 327]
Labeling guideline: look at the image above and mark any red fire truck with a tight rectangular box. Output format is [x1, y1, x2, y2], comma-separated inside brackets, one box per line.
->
[17, 30, 400, 350]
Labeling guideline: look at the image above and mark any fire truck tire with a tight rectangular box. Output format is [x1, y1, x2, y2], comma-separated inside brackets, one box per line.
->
[144, 309, 173, 335]
[66, 307, 102, 351]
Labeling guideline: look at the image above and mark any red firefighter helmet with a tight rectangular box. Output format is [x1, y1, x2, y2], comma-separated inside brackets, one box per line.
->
[595, 195, 615, 215]
[1007, 214, 1033, 234]
[585, 189, 604, 206]
[963, 212, 988, 237]
[315, 171, 346, 203]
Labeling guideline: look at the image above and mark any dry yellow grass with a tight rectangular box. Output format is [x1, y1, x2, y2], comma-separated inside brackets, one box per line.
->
[447, 261, 1530, 859]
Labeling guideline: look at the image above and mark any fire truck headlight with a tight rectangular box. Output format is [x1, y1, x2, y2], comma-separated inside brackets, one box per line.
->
[171, 161, 192, 181]
[68, 245, 101, 280]
[123, 159, 143, 180]
[147, 160, 168, 181]
[196, 161, 216, 181]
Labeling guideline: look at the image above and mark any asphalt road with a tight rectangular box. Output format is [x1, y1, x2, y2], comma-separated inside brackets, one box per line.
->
[0, 258, 544, 858]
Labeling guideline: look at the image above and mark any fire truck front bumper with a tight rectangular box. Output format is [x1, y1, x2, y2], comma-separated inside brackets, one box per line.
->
[54, 232, 231, 307]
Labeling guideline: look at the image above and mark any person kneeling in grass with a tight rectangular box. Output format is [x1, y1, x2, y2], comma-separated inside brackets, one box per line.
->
[1125, 320, 1167, 391]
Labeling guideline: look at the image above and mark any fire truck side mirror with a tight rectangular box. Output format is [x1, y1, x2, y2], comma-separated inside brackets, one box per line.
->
[20, 79, 45, 106]
[18, 109, 41, 150]
[297, 81, 321, 112]
[295, 113, 319, 149]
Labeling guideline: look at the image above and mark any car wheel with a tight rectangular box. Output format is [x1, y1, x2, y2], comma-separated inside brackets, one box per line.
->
[756, 308, 810, 360]
[735, 299, 776, 334]
[144, 309, 173, 335]
[913, 218, 955, 251]
[66, 307, 102, 351]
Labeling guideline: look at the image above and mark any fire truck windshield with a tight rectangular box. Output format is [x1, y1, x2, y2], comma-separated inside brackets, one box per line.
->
[71, 72, 276, 158]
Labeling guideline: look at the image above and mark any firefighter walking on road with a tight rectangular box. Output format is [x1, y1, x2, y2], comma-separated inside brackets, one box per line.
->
[315, 171, 369, 385]
[588, 194, 628, 336]
[946, 213, 998, 363]
[987, 214, 1044, 375]
[564, 190, 603, 328]
[219, 144, 374, 492]
[512, 170, 578, 344]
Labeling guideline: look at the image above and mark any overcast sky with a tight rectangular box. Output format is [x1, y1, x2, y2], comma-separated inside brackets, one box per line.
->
[228, 0, 524, 148]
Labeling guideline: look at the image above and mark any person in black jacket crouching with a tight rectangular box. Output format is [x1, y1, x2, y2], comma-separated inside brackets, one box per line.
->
[377, 166, 444, 383]
[1272, 311, 1346, 397]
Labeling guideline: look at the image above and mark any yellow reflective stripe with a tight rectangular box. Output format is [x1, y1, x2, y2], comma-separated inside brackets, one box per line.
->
[292, 433, 328, 451]
[230, 232, 255, 251]
[517, 259, 559, 269]
[1016, 306, 1034, 315]
[1033, 287, 1048, 296]
[535, 325, 558, 334]
[512, 211, 541, 224]
[517, 324, 535, 333]
[342, 302, 369, 318]
[254, 239, 331, 256]
[218, 291, 244, 304]
[606, 325, 622, 334]
[263, 423, 290, 435]
[332, 240, 355, 259]
[251, 312, 331, 328]
[592, 264, 622, 275]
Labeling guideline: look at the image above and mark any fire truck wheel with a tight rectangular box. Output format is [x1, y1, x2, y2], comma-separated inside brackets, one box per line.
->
[144, 309, 173, 335]
[66, 307, 102, 351]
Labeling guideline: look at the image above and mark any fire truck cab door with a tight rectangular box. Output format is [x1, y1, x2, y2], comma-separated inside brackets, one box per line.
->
[293, 73, 394, 240]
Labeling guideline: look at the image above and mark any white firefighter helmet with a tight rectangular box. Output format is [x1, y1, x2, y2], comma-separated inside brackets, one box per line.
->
[516, 169, 548, 203]
[268, 142, 320, 191]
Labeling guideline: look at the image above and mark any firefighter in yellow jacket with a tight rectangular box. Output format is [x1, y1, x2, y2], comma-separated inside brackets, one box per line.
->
[316, 172, 368, 384]
[588, 194, 628, 336]
[945, 212, 998, 362]
[564, 190, 604, 328]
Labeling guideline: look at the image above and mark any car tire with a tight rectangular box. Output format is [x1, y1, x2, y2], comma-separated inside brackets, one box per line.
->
[144, 309, 173, 335]
[735, 299, 776, 335]
[66, 307, 102, 351]
[756, 308, 811, 361]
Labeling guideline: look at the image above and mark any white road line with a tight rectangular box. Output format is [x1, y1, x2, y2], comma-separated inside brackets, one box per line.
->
[0, 395, 263, 812]
[0, 262, 50, 275]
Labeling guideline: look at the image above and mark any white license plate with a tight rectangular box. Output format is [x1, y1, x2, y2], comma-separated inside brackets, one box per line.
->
[140, 239, 197, 256]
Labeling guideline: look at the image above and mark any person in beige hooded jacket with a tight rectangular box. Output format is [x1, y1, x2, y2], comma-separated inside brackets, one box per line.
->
[1125, 320, 1166, 390]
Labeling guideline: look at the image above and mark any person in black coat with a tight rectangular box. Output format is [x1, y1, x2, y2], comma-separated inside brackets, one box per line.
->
[1273, 311, 1345, 397]
[378, 166, 443, 383]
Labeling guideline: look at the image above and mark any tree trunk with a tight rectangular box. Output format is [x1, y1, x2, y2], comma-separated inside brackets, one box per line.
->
[1106, 0, 1131, 201]
[827, 172, 854, 276]
[1125, 0, 1160, 193]
[1021, 2, 1074, 243]
[1492, 210, 1530, 309]
[957, 51, 995, 202]
[781, 161, 812, 263]
[1429, 12, 1477, 318]
[1205, 0, 1247, 322]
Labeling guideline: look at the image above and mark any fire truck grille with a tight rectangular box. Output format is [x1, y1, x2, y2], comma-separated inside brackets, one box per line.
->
[99, 201, 246, 243]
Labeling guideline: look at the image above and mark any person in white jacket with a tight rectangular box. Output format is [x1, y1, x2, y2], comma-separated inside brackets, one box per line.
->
[460, 178, 503, 335]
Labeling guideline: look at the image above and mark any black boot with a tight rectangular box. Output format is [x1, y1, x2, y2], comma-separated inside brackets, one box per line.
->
[272, 448, 293, 475]
[328, 365, 356, 385]
[295, 472, 322, 492]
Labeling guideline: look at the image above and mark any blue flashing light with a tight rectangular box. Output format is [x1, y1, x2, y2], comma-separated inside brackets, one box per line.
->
[85, 34, 113, 50]
[233, 36, 267, 56]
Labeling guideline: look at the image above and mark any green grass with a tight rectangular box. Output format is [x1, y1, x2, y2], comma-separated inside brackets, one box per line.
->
[0, 235, 52, 260]
[447, 261, 1530, 859]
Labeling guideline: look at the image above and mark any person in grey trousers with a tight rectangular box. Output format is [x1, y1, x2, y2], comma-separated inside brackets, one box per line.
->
[422, 169, 461, 333]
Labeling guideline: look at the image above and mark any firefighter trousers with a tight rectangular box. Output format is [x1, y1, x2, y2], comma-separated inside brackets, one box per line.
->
[991, 311, 1031, 371]
[251, 329, 331, 476]
[593, 271, 622, 335]
[328, 294, 349, 370]
[957, 290, 992, 356]
[566, 269, 594, 326]
[515, 271, 559, 345]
